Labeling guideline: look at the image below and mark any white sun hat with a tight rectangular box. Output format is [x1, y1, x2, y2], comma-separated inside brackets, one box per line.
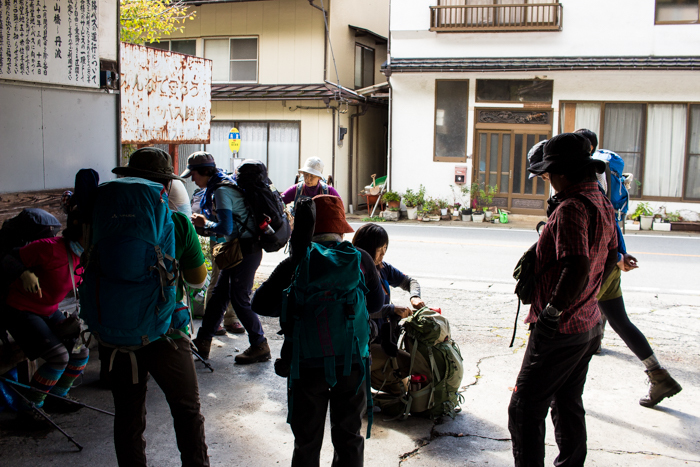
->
[298, 157, 324, 178]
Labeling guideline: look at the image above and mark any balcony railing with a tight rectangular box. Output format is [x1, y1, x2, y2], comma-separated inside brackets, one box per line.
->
[430, 3, 562, 33]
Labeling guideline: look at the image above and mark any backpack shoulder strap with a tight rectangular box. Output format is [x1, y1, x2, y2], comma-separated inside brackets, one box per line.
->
[320, 181, 329, 195]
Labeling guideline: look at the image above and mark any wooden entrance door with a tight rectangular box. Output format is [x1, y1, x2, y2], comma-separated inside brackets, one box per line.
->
[474, 130, 550, 214]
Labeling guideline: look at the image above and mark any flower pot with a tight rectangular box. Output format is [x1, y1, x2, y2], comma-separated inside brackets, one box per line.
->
[484, 211, 493, 220]
[387, 200, 400, 209]
[429, 215, 441, 222]
[626, 223, 640, 231]
[472, 213, 485, 223]
[421, 216, 431, 222]
[440, 208, 448, 216]
[406, 206, 418, 220]
[640, 215, 653, 230]
[462, 214, 472, 222]
[652, 222, 671, 231]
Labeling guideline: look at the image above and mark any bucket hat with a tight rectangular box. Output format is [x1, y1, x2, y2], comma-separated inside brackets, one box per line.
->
[112, 147, 185, 181]
[313, 195, 353, 234]
[299, 157, 324, 178]
[180, 151, 217, 178]
[528, 133, 606, 177]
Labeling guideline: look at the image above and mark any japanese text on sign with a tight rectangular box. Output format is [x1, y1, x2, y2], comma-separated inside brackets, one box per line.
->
[0, 0, 98, 87]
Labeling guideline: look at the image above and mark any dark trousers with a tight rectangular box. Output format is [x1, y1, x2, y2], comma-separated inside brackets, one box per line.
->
[508, 330, 602, 467]
[198, 249, 264, 346]
[104, 339, 209, 467]
[289, 366, 367, 467]
[599, 296, 653, 361]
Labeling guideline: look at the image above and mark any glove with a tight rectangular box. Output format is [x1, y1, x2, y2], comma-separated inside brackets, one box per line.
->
[535, 304, 560, 340]
[20, 271, 42, 297]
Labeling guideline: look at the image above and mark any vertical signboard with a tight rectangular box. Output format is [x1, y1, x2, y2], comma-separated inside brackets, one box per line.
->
[0, 0, 99, 87]
[120, 42, 212, 144]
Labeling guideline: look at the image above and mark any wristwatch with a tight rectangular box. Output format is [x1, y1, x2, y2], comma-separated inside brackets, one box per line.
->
[543, 304, 562, 318]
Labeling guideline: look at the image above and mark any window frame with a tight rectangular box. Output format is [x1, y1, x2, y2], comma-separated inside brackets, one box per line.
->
[654, 0, 700, 24]
[433, 79, 470, 163]
[559, 100, 700, 202]
[476, 79, 554, 104]
[204, 36, 259, 84]
[354, 43, 375, 90]
[143, 39, 197, 56]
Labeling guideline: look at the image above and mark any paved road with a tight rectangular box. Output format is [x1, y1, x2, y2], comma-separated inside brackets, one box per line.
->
[1, 223, 699, 466]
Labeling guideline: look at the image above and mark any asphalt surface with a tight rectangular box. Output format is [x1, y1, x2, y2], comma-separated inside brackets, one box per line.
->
[1, 216, 698, 466]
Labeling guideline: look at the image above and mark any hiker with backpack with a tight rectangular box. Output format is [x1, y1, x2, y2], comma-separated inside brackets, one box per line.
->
[351, 223, 424, 394]
[574, 129, 682, 408]
[1, 209, 89, 425]
[80, 148, 209, 466]
[251, 194, 384, 467]
[281, 157, 341, 215]
[508, 133, 619, 467]
[184, 152, 272, 363]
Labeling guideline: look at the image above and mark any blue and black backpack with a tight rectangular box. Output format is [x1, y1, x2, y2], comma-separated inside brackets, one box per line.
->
[282, 240, 373, 437]
[79, 178, 179, 351]
[593, 149, 629, 222]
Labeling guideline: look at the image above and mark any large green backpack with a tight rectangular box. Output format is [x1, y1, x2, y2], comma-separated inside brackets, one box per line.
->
[282, 241, 373, 435]
[374, 307, 464, 419]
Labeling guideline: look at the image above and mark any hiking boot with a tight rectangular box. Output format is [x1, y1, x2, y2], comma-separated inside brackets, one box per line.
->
[224, 322, 246, 334]
[214, 326, 227, 336]
[235, 339, 271, 364]
[42, 394, 83, 414]
[639, 369, 682, 408]
[192, 337, 212, 360]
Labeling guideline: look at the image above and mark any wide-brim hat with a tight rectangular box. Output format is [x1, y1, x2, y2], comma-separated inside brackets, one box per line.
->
[113, 147, 185, 182]
[299, 157, 324, 178]
[313, 195, 354, 234]
[528, 133, 606, 177]
[180, 151, 217, 178]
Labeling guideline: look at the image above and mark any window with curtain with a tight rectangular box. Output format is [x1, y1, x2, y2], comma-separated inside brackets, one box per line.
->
[205, 121, 300, 188]
[686, 105, 700, 200]
[434, 80, 469, 162]
[603, 104, 645, 197]
[655, 0, 700, 23]
[354, 44, 374, 90]
[644, 104, 687, 198]
[204, 37, 258, 83]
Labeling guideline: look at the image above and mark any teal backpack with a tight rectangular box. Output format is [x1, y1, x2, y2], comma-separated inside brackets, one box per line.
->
[282, 241, 373, 436]
[79, 178, 179, 354]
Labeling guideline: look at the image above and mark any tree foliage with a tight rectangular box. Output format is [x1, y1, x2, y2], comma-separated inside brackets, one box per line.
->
[120, 0, 196, 45]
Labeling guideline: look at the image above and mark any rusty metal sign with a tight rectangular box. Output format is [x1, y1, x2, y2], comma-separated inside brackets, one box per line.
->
[120, 42, 212, 144]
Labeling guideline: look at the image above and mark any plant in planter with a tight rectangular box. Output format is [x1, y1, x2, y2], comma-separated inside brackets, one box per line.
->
[665, 211, 682, 223]
[632, 202, 654, 230]
[383, 190, 402, 209]
[437, 198, 450, 217]
[402, 188, 420, 220]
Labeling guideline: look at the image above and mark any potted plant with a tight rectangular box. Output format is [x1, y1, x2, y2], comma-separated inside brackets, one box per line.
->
[480, 185, 498, 220]
[402, 188, 419, 220]
[452, 202, 461, 220]
[437, 198, 450, 218]
[632, 202, 654, 230]
[383, 191, 402, 210]
[424, 198, 440, 221]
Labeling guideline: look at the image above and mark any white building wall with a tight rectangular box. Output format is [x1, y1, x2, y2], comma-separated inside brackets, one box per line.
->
[390, 0, 700, 59]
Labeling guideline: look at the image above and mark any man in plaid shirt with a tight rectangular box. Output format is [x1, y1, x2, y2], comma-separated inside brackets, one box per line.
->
[508, 133, 618, 467]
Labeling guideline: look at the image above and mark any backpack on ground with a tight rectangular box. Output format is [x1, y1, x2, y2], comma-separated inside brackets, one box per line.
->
[593, 149, 629, 222]
[234, 159, 291, 252]
[282, 241, 373, 436]
[79, 178, 179, 353]
[374, 307, 464, 420]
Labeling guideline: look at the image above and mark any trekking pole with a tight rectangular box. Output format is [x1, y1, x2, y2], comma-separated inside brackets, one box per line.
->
[0, 376, 114, 416]
[5, 383, 83, 451]
[187, 287, 214, 372]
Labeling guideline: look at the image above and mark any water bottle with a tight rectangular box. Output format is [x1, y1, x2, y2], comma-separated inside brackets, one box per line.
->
[259, 215, 275, 235]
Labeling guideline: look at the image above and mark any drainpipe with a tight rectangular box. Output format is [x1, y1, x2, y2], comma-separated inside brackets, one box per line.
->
[331, 105, 336, 185]
[116, 0, 122, 168]
[308, 0, 328, 81]
[385, 0, 393, 191]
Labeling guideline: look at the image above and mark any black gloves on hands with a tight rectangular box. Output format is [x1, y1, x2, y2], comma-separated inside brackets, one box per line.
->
[534, 305, 561, 340]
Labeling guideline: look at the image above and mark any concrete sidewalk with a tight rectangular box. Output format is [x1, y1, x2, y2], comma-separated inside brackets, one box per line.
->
[1, 282, 697, 466]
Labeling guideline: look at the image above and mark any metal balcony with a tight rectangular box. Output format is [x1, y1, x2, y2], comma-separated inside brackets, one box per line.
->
[430, 3, 562, 33]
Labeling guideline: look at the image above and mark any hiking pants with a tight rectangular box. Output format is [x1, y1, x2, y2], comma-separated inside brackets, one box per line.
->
[104, 339, 209, 467]
[198, 248, 264, 345]
[290, 365, 367, 467]
[508, 329, 601, 467]
[599, 295, 653, 361]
